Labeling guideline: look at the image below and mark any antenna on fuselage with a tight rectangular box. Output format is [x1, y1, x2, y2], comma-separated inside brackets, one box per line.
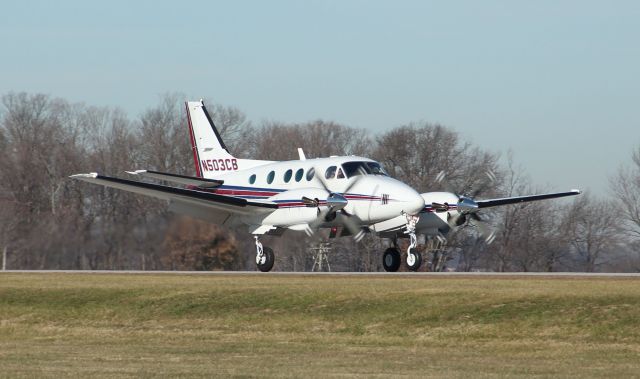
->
[298, 148, 306, 160]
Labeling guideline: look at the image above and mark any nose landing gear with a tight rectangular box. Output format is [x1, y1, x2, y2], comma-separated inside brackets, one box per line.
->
[404, 213, 422, 271]
[381, 214, 423, 272]
[255, 236, 275, 272]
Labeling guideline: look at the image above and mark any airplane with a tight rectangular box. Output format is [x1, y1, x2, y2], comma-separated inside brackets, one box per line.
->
[71, 100, 581, 272]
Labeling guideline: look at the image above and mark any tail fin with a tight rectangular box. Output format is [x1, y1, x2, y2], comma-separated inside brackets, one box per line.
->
[186, 100, 237, 178]
[185, 100, 272, 178]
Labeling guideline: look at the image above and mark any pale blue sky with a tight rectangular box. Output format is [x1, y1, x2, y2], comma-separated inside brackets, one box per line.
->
[1, 1, 639, 195]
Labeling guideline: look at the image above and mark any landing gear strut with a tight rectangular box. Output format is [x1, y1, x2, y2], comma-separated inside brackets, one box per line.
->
[404, 213, 422, 271]
[255, 236, 274, 272]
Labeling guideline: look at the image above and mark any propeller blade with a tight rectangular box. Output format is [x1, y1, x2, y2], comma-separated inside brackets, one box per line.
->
[435, 170, 459, 196]
[306, 207, 333, 237]
[455, 213, 467, 226]
[467, 212, 495, 244]
[341, 165, 368, 195]
[312, 167, 332, 193]
[340, 210, 365, 242]
[304, 165, 368, 242]
[472, 217, 496, 245]
[447, 211, 463, 227]
[436, 169, 498, 199]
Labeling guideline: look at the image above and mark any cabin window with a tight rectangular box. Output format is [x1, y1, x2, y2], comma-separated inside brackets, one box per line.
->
[249, 174, 256, 184]
[306, 168, 315, 181]
[295, 168, 304, 182]
[284, 169, 293, 183]
[267, 171, 275, 184]
[325, 166, 337, 179]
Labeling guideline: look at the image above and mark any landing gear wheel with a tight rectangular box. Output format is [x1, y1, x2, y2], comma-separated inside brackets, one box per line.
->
[382, 248, 401, 272]
[406, 248, 422, 272]
[257, 247, 275, 272]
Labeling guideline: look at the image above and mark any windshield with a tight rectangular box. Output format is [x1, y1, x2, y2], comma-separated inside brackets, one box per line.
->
[342, 161, 389, 178]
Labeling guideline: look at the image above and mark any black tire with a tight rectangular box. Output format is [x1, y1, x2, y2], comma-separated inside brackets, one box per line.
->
[382, 248, 401, 272]
[257, 247, 275, 272]
[406, 248, 422, 272]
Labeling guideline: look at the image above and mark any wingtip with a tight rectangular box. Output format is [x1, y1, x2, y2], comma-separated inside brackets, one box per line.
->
[571, 189, 582, 194]
[125, 170, 146, 175]
[69, 172, 98, 179]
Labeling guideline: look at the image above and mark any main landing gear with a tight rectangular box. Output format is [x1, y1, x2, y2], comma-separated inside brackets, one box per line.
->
[382, 247, 401, 272]
[382, 245, 422, 272]
[382, 214, 422, 272]
[255, 236, 274, 272]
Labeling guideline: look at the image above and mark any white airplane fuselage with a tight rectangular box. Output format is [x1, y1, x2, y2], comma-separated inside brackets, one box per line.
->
[200, 155, 426, 233]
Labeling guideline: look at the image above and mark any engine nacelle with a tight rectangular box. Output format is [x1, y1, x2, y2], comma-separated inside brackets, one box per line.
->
[260, 188, 329, 228]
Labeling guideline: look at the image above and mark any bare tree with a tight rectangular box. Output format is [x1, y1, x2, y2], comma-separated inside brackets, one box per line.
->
[138, 93, 192, 174]
[562, 193, 620, 272]
[373, 123, 501, 196]
[610, 145, 640, 240]
[249, 120, 370, 161]
[205, 102, 252, 153]
[0, 93, 91, 268]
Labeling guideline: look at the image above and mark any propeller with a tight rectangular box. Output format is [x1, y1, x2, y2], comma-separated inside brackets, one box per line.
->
[434, 170, 497, 244]
[303, 166, 368, 242]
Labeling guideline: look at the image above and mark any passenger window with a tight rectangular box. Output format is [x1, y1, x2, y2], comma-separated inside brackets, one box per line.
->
[337, 168, 345, 179]
[306, 168, 315, 181]
[249, 174, 256, 184]
[267, 171, 275, 184]
[295, 168, 304, 182]
[284, 169, 293, 183]
[325, 166, 337, 179]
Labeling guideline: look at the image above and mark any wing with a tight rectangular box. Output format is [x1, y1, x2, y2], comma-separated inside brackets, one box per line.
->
[125, 170, 223, 188]
[477, 189, 581, 209]
[70, 173, 276, 224]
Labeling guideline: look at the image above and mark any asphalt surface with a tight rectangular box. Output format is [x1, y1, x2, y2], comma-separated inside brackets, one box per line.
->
[2, 270, 640, 277]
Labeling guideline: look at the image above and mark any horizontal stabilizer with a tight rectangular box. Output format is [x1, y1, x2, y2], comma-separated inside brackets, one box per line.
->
[125, 170, 223, 188]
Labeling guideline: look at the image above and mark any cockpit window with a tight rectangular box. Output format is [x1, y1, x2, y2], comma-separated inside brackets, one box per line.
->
[342, 161, 389, 178]
[325, 166, 337, 179]
[367, 162, 389, 176]
[336, 168, 345, 179]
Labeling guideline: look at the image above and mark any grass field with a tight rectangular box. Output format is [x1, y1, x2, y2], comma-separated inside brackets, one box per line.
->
[1, 273, 640, 378]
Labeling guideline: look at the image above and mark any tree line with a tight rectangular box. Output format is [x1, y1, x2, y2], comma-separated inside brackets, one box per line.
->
[1, 92, 638, 272]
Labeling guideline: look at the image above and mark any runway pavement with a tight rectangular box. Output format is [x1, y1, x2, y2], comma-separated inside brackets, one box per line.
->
[2, 270, 640, 277]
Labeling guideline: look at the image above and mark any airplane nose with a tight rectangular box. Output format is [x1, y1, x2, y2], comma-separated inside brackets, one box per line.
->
[405, 191, 425, 215]
[398, 185, 425, 215]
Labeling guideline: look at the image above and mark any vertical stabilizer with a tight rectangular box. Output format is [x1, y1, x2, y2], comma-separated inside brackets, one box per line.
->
[185, 100, 273, 178]
[186, 101, 237, 178]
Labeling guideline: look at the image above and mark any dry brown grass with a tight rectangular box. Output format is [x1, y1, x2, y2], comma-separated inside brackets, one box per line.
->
[1, 273, 640, 378]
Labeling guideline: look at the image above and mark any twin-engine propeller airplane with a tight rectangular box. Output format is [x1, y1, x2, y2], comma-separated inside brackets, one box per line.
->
[71, 100, 580, 272]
